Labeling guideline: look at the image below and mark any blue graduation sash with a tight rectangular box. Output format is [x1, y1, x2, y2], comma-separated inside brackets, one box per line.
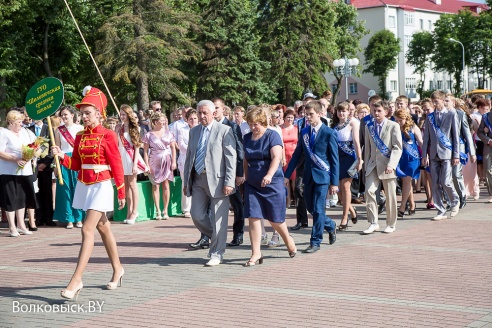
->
[428, 112, 468, 165]
[302, 130, 330, 172]
[337, 141, 356, 158]
[483, 113, 492, 135]
[366, 119, 391, 158]
[402, 132, 420, 160]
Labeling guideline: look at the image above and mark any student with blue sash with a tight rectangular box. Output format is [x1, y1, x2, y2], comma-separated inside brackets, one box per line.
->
[394, 109, 423, 218]
[362, 100, 402, 234]
[331, 102, 362, 231]
[445, 94, 477, 209]
[476, 98, 492, 203]
[284, 100, 338, 253]
[421, 91, 460, 221]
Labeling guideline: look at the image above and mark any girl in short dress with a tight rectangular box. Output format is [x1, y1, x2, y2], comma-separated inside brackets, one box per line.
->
[117, 105, 146, 224]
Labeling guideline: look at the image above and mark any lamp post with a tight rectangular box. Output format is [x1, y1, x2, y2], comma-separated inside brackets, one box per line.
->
[333, 57, 359, 100]
[449, 38, 466, 94]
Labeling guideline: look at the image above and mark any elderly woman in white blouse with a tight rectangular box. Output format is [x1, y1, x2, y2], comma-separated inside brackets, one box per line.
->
[176, 109, 199, 217]
[0, 109, 38, 237]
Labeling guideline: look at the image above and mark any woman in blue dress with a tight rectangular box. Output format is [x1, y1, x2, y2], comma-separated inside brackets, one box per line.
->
[331, 102, 362, 230]
[394, 109, 423, 217]
[243, 106, 297, 266]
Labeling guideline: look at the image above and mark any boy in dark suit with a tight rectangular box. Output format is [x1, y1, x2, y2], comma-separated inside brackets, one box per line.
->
[284, 101, 339, 253]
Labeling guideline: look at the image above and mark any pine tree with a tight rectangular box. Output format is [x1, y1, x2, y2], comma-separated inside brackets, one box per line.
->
[195, 0, 274, 105]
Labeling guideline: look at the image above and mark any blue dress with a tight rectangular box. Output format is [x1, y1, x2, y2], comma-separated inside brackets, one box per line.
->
[243, 129, 286, 222]
[398, 131, 421, 179]
[335, 119, 357, 180]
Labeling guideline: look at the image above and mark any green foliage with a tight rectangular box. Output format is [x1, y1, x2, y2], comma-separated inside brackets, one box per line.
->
[328, 1, 369, 105]
[96, 0, 201, 111]
[406, 31, 434, 98]
[257, 0, 337, 104]
[431, 10, 477, 94]
[195, 0, 275, 106]
[469, 12, 492, 89]
[363, 30, 400, 99]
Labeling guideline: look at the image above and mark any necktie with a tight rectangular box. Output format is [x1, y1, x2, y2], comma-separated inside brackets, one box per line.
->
[436, 111, 442, 127]
[194, 127, 207, 174]
[310, 128, 316, 149]
[376, 124, 381, 137]
[35, 126, 40, 137]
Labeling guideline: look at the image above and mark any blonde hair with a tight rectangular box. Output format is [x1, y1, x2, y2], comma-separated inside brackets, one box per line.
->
[246, 106, 268, 127]
[120, 104, 142, 146]
[6, 110, 24, 124]
[150, 112, 168, 130]
[394, 109, 414, 140]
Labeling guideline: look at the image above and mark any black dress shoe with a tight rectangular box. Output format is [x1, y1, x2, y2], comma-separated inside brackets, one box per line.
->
[227, 237, 243, 247]
[303, 245, 320, 253]
[189, 237, 210, 249]
[459, 199, 466, 209]
[27, 222, 38, 232]
[290, 223, 308, 231]
[378, 202, 386, 215]
[328, 228, 336, 245]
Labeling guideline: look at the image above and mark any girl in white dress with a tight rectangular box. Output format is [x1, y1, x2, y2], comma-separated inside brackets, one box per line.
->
[116, 105, 146, 224]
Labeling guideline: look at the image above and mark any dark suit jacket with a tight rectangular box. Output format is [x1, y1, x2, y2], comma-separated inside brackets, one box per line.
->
[285, 124, 339, 186]
[294, 116, 330, 172]
[28, 123, 53, 169]
[222, 117, 244, 177]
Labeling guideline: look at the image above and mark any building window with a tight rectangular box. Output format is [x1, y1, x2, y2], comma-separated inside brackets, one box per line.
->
[428, 20, 432, 30]
[420, 19, 424, 30]
[437, 80, 443, 89]
[390, 80, 397, 92]
[388, 15, 396, 28]
[349, 83, 358, 94]
[404, 12, 414, 26]
[429, 81, 434, 90]
[447, 80, 452, 90]
[405, 78, 416, 89]
[404, 35, 412, 47]
[331, 84, 337, 94]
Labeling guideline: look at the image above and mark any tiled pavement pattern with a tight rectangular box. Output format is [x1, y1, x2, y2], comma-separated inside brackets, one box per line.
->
[0, 192, 491, 328]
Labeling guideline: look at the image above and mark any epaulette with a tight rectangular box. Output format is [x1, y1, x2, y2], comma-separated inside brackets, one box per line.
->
[76, 131, 85, 136]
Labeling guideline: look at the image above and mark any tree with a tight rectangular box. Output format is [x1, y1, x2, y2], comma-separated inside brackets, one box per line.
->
[96, 0, 201, 111]
[257, 0, 337, 104]
[195, 0, 275, 105]
[363, 30, 400, 99]
[431, 10, 477, 94]
[469, 11, 492, 89]
[328, 1, 369, 105]
[406, 31, 434, 99]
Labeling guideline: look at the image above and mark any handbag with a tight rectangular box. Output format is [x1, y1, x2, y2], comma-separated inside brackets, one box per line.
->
[347, 159, 362, 178]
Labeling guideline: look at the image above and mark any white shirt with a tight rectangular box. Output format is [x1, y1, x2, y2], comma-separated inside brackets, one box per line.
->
[238, 120, 250, 137]
[169, 119, 187, 141]
[59, 124, 84, 153]
[0, 127, 36, 176]
[177, 124, 190, 172]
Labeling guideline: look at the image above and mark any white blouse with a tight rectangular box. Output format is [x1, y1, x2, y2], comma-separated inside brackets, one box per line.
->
[177, 125, 190, 172]
[0, 127, 37, 176]
[59, 124, 84, 153]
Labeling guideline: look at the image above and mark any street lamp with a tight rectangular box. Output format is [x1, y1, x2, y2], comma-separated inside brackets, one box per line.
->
[333, 57, 359, 100]
[449, 38, 466, 94]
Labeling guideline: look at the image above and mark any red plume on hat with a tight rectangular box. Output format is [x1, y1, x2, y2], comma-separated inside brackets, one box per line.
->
[76, 86, 108, 119]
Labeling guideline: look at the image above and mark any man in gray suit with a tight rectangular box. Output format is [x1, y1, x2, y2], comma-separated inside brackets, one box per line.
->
[477, 98, 492, 203]
[422, 91, 460, 221]
[445, 94, 476, 209]
[183, 100, 236, 266]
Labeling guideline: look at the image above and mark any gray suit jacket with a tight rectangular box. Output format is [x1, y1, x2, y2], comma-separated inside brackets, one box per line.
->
[457, 110, 476, 157]
[478, 112, 492, 156]
[422, 108, 460, 161]
[364, 119, 402, 179]
[183, 120, 236, 198]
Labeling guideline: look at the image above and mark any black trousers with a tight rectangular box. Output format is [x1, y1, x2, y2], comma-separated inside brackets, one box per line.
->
[36, 169, 54, 223]
[230, 188, 244, 238]
[295, 173, 308, 226]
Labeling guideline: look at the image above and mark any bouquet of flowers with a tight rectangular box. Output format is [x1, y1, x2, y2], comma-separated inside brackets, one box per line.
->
[17, 137, 50, 172]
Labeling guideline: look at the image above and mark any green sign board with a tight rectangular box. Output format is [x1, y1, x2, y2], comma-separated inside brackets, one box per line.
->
[25, 77, 64, 120]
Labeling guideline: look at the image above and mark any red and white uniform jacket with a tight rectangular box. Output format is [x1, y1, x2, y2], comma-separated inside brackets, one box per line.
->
[61, 124, 126, 199]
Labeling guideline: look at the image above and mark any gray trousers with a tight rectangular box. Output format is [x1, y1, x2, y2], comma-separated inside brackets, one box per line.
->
[484, 151, 492, 196]
[430, 159, 459, 215]
[190, 172, 230, 259]
[452, 162, 466, 202]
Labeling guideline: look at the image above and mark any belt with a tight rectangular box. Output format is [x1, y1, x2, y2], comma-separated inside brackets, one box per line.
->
[81, 164, 111, 173]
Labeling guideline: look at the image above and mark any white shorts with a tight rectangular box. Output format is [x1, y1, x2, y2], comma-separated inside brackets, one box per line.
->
[73, 180, 114, 212]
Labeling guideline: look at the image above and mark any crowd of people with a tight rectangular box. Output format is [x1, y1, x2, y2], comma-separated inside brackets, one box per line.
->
[0, 85, 490, 297]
